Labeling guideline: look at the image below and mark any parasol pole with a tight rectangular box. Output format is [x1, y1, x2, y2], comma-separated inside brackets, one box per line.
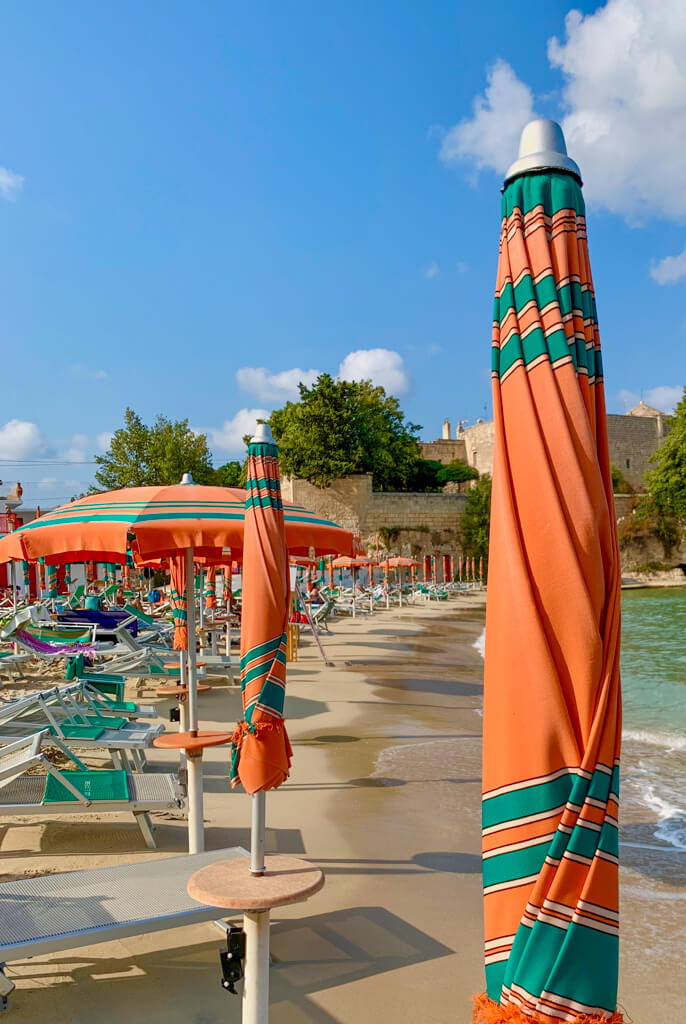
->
[250, 790, 266, 875]
[185, 542, 204, 854]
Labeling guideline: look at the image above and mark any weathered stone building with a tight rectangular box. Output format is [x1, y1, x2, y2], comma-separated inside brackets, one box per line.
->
[422, 403, 669, 488]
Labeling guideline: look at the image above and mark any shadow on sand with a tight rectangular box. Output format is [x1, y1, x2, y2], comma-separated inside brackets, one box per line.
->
[7, 905, 453, 1024]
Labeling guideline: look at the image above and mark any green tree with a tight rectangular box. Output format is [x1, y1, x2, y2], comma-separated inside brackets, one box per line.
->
[646, 387, 686, 520]
[269, 373, 422, 490]
[459, 476, 492, 561]
[93, 408, 216, 490]
[405, 459, 443, 492]
[213, 460, 246, 488]
[436, 459, 479, 486]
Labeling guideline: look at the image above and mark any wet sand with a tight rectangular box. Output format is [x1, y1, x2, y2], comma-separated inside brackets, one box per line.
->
[1, 597, 683, 1022]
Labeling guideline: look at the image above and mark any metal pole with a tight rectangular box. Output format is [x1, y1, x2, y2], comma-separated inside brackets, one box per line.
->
[250, 791, 266, 875]
[185, 546, 198, 733]
[242, 909, 270, 1024]
[184, 545, 203, 854]
[187, 753, 203, 854]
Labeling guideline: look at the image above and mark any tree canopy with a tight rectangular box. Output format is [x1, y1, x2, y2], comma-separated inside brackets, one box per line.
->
[93, 408, 217, 490]
[436, 459, 479, 486]
[459, 475, 492, 561]
[269, 373, 423, 490]
[646, 387, 686, 520]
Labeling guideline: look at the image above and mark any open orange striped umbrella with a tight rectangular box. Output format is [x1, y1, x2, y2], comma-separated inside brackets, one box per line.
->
[0, 484, 352, 566]
[474, 121, 623, 1023]
[230, 424, 292, 796]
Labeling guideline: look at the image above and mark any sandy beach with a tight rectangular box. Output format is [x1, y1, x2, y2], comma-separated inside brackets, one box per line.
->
[1, 597, 683, 1023]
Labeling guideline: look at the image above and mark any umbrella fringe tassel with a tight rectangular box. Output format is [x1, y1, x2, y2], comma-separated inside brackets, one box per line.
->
[229, 719, 286, 789]
[472, 994, 627, 1023]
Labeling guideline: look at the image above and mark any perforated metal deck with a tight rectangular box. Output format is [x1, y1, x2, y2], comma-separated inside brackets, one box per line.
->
[0, 847, 245, 959]
[0, 772, 182, 808]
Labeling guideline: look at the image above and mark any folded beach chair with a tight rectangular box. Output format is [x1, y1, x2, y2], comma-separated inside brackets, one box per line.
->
[0, 731, 184, 849]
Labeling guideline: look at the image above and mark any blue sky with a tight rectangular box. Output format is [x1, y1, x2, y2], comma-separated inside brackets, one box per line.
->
[0, 1, 683, 505]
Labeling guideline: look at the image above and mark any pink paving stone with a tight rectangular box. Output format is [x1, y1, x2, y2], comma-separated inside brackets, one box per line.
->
[187, 855, 325, 910]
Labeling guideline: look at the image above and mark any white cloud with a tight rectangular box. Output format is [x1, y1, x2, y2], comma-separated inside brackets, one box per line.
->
[618, 385, 683, 413]
[428, 344, 443, 355]
[37, 477, 58, 490]
[207, 408, 270, 452]
[439, 59, 536, 178]
[70, 363, 108, 381]
[96, 431, 114, 452]
[0, 420, 48, 460]
[456, 261, 469, 273]
[63, 433, 90, 462]
[443, 1, 686, 221]
[0, 167, 23, 201]
[236, 366, 321, 403]
[424, 262, 440, 278]
[338, 348, 411, 395]
[650, 246, 686, 285]
[549, 1, 686, 219]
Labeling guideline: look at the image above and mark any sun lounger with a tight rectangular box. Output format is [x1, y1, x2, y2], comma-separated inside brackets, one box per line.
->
[0, 731, 183, 850]
[0, 650, 30, 679]
[0, 687, 165, 770]
[0, 846, 245, 1010]
[110, 626, 236, 682]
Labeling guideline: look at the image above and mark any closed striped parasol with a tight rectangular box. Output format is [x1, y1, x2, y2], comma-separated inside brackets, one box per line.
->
[474, 121, 624, 1023]
[230, 424, 292, 795]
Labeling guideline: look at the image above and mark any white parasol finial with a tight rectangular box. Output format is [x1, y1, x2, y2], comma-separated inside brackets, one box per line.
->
[504, 119, 581, 185]
[251, 422, 275, 445]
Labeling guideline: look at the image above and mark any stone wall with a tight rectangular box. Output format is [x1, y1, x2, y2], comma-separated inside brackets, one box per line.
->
[282, 474, 465, 556]
[419, 438, 468, 465]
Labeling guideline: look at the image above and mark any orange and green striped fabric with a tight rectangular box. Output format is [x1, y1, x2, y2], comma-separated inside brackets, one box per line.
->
[475, 170, 623, 1024]
[169, 554, 188, 650]
[230, 440, 292, 794]
[204, 564, 216, 609]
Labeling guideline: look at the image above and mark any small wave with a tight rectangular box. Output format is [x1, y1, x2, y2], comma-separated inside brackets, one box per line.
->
[638, 784, 686, 851]
[473, 627, 485, 660]
[623, 728, 686, 753]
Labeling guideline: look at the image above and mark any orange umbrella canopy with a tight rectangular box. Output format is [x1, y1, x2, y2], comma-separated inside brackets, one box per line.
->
[331, 556, 373, 568]
[0, 484, 354, 565]
[230, 428, 292, 794]
[475, 122, 623, 1024]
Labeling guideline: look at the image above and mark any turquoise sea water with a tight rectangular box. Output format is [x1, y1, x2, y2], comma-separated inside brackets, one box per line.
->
[621, 588, 686, 736]
[621, 587, 686, 851]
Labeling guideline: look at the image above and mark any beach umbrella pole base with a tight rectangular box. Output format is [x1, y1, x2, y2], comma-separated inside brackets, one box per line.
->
[187, 752, 204, 855]
[187, 855, 325, 1024]
[242, 910, 270, 1024]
